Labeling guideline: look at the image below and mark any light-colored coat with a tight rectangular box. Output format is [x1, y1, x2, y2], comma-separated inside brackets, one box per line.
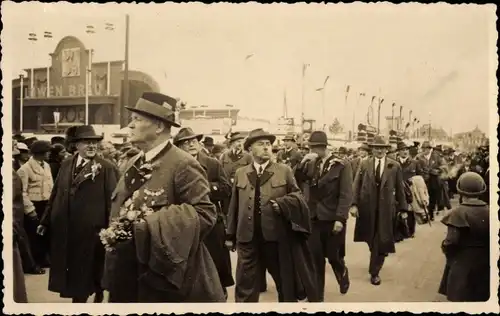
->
[227, 162, 301, 243]
[409, 175, 429, 216]
[17, 157, 54, 213]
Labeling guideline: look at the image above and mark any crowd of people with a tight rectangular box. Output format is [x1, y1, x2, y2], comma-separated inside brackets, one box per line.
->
[11, 92, 490, 303]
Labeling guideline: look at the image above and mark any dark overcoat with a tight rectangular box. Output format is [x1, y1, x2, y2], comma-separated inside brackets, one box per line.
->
[220, 150, 253, 183]
[197, 152, 234, 288]
[41, 155, 118, 298]
[352, 156, 408, 254]
[276, 147, 303, 170]
[103, 142, 217, 302]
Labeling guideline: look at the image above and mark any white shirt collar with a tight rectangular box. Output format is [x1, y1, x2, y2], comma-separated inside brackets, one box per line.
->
[76, 155, 90, 166]
[253, 160, 270, 173]
[375, 156, 386, 166]
[145, 139, 171, 162]
[399, 156, 408, 163]
[425, 150, 433, 160]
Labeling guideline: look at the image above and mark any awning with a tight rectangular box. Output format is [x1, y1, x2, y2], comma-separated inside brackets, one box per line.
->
[22, 95, 118, 107]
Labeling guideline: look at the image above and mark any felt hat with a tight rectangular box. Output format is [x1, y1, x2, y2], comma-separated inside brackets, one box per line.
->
[282, 133, 296, 142]
[420, 141, 432, 149]
[369, 135, 391, 148]
[202, 136, 215, 146]
[359, 143, 371, 152]
[30, 140, 52, 154]
[244, 128, 276, 151]
[173, 127, 203, 146]
[396, 141, 410, 151]
[51, 136, 66, 145]
[71, 125, 104, 142]
[17, 142, 29, 152]
[307, 131, 328, 147]
[126, 92, 182, 127]
[228, 132, 246, 143]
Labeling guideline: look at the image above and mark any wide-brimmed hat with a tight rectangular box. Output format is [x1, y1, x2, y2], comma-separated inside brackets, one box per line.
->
[228, 132, 245, 143]
[456, 171, 487, 197]
[30, 140, 52, 154]
[358, 143, 371, 152]
[307, 131, 328, 147]
[369, 135, 391, 148]
[126, 92, 182, 128]
[71, 125, 104, 142]
[420, 141, 432, 149]
[13, 143, 20, 156]
[282, 133, 296, 142]
[173, 127, 203, 146]
[244, 128, 276, 151]
[202, 136, 214, 146]
[396, 141, 410, 151]
[336, 146, 348, 155]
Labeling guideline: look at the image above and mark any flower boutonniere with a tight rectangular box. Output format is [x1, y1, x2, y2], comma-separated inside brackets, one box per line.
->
[138, 161, 160, 180]
[84, 161, 102, 181]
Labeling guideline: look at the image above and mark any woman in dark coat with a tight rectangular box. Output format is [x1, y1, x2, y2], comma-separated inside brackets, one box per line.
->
[438, 172, 490, 302]
[13, 160, 28, 302]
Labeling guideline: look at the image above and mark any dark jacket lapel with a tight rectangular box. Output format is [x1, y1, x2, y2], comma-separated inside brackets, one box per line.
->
[380, 157, 390, 187]
[258, 162, 274, 186]
[246, 167, 258, 188]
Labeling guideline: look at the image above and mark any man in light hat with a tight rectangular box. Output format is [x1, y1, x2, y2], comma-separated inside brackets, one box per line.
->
[294, 131, 353, 299]
[101, 92, 223, 303]
[38, 125, 118, 303]
[220, 132, 253, 183]
[173, 127, 234, 299]
[276, 132, 303, 170]
[227, 128, 318, 302]
[415, 140, 444, 221]
[350, 135, 407, 286]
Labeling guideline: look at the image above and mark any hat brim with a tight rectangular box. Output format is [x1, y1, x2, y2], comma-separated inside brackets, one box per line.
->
[283, 138, 296, 142]
[125, 107, 181, 128]
[307, 141, 328, 147]
[229, 136, 245, 143]
[244, 135, 276, 150]
[174, 134, 203, 145]
[369, 143, 391, 148]
[74, 135, 104, 142]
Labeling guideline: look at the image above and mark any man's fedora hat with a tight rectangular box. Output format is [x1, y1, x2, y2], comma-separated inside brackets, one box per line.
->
[369, 135, 391, 148]
[420, 141, 432, 149]
[307, 131, 328, 147]
[282, 133, 296, 142]
[173, 127, 203, 146]
[396, 141, 410, 151]
[244, 128, 276, 151]
[202, 136, 215, 146]
[359, 143, 371, 151]
[125, 92, 182, 128]
[30, 140, 52, 155]
[71, 125, 104, 142]
[228, 132, 245, 143]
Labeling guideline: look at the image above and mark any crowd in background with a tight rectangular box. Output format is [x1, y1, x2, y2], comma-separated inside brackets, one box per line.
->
[10, 121, 490, 303]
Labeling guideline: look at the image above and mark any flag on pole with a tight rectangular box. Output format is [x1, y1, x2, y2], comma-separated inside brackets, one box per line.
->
[371, 96, 376, 104]
[345, 85, 350, 102]
[245, 54, 254, 60]
[360, 92, 366, 97]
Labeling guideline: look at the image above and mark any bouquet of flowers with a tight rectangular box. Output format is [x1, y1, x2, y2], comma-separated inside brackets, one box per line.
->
[99, 190, 155, 252]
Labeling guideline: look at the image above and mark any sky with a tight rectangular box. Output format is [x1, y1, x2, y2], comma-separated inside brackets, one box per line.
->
[2, 2, 496, 134]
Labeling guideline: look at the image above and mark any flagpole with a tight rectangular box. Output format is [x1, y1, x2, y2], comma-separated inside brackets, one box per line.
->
[121, 14, 130, 128]
[399, 105, 403, 131]
[301, 63, 308, 133]
[20, 74, 24, 131]
[353, 93, 364, 140]
[377, 97, 384, 135]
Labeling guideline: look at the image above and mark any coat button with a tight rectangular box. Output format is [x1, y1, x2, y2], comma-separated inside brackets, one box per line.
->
[248, 206, 251, 209]
[248, 216, 252, 220]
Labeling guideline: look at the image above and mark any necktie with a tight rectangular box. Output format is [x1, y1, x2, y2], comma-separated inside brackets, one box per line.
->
[375, 159, 381, 183]
[74, 160, 85, 177]
[258, 165, 264, 177]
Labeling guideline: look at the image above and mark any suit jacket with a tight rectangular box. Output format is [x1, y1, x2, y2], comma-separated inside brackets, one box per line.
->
[416, 151, 443, 182]
[397, 157, 422, 182]
[352, 156, 407, 254]
[227, 161, 301, 243]
[295, 155, 353, 222]
[109, 142, 217, 237]
[220, 150, 253, 184]
[197, 152, 231, 208]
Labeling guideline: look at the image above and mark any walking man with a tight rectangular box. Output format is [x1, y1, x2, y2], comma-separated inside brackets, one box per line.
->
[38, 126, 118, 303]
[295, 131, 353, 300]
[350, 136, 407, 286]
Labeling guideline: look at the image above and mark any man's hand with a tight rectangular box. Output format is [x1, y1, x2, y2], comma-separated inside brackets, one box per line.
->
[36, 225, 46, 236]
[400, 211, 408, 219]
[332, 221, 344, 234]
[270, 200, 280, 214]
[349, 206, 359, 218]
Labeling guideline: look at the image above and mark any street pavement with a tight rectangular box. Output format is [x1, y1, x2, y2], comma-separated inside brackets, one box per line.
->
[24, 201, 457, 303]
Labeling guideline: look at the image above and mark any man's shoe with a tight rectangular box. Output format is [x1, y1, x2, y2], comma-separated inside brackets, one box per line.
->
[339, 268, 350, 294]
[370, 275, 381, 286]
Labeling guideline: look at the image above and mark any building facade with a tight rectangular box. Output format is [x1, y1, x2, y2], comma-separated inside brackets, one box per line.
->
[12, 35, 160, 134]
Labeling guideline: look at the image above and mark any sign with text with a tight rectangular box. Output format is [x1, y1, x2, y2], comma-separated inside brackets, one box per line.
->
[26, 84, 108, 98]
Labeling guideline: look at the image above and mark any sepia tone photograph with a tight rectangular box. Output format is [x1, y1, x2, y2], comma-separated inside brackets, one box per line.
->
[1, 1, 498, 314]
